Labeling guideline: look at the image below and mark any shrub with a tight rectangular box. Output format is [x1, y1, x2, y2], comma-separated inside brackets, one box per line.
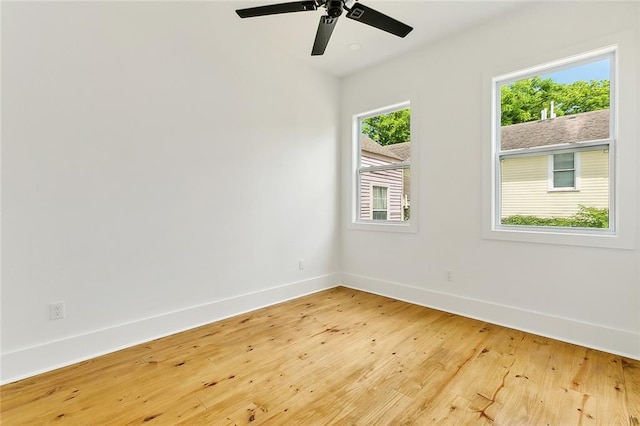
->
[501, 205, 608, 228]
[571, 205, 609, 228]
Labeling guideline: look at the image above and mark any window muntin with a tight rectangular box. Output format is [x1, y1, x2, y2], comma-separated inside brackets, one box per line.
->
[355, 102, 411, 224]
[494, 50, 614, 231]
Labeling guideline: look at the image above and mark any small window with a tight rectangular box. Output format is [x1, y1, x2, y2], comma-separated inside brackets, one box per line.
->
[372, 186, 388, 220]
[549, 152, 580, 190]
[494, 49, 614, 231]
[354, 102, 411, 225]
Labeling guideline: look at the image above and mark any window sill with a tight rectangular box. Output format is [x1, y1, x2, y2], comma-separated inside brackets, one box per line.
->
[483, 225, 634, 249]
[349, 221, 417, 233]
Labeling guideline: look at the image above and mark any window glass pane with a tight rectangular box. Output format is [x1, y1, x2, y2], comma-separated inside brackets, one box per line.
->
[496, 53, 613, 231]
[356, 104, 411, 224]
[359, 169, 407, 222]
[500, 58, 610, 151]
[372, 186, 387, 209]
[359, 108, 410, 167]
[500, 148, 609, 228]
[554, 153, 574, 170]
[372, 211, 387, 220]
[553, 170, 575, 188]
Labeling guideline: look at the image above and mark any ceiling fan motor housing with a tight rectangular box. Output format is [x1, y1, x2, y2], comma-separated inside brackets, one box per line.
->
[326, 0, 343, 18]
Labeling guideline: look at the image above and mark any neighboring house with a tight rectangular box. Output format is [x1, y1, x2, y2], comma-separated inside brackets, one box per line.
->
[359, 137, 409, 221]
[386, 142, 411, 215]
[500, 109, 609, 218]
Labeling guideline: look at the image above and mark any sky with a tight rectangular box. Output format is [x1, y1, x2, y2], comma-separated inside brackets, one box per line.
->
[541, 59, 610, 84]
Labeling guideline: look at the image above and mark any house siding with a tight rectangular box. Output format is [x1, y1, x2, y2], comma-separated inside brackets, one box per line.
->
[501, 150, 609, 218]
[360, 154, 404, 221]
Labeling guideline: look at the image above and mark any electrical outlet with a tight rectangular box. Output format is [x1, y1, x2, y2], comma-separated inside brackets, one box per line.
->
[50, 302, 65, 320]
[447, 270, 454, 282]
[299, 259, 305, 270]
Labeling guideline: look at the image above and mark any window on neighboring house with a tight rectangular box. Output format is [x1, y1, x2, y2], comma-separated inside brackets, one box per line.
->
[494, 49, 614, 231]
[549, 152, 580, 190]
[354, 102, 411, 225]
[372, 186, 388, 220]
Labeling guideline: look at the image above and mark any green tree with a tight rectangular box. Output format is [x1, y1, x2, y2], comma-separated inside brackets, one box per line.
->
[361, 108, 410, 146]
[556, 80, 610, 115]
[501, 78, 609, 126]
[501, 77, 561, 125]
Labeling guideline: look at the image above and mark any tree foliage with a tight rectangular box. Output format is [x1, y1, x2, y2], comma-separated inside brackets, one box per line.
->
[361, 108, 410, 146]
[500, 78, 609, 126]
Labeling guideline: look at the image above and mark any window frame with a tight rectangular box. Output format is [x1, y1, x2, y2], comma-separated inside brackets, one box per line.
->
[492, 48, 616, 236]
[351, 100, 416, 232]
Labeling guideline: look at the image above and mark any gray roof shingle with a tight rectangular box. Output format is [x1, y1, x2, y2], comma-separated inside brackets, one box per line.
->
[360, 136, 403, 161]
[385, 142, 411, 161]
[501, 109, 609, 150]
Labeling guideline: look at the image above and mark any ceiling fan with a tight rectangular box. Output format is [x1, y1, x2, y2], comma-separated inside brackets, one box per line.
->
[236, 0, 413, 56]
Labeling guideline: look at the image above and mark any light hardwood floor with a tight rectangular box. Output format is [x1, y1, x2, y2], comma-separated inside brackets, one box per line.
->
[1, 287, 639, 425]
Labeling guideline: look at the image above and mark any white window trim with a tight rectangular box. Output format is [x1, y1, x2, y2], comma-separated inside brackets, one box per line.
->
[482, 36, 638, 249]
[547, 152, 581, 192]
[350, 99, 418, 233]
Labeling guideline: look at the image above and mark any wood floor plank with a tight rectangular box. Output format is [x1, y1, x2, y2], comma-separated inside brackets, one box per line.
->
[622, 357, 640, 425]
[591, 351, 631, 425]
[2, 287, 639, 425]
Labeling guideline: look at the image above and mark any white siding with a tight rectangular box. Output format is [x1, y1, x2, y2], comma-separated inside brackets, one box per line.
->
[360, 155, 404, 221]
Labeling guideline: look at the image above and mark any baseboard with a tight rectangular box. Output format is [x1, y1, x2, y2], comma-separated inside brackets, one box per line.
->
[4, 272, 637, 385]
[340, 273, 640, 361]
[0, 274, 338, 385]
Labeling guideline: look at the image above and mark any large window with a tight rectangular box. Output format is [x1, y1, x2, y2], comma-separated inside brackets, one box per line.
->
[354, 102, 411, 225]
[493, 49, 614, 231]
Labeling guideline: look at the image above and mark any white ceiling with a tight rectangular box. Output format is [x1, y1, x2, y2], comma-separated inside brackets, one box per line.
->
[228, 1, 530, 77]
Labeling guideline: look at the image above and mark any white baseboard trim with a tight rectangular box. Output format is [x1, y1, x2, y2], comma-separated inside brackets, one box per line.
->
[340, 273, 640, 361]
[0, 274, 338, 385]
[4, 272, 637, 384]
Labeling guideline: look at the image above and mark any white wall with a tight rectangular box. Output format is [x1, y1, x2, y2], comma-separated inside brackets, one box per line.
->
[1, 2, 340, 382]
[340, 2, 640, 359]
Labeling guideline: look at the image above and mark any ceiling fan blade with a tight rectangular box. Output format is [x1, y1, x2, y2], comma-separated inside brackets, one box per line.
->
[236, 1, 317, 18]
[311, 15, 338, 56]
[346, 2, 413, 38]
